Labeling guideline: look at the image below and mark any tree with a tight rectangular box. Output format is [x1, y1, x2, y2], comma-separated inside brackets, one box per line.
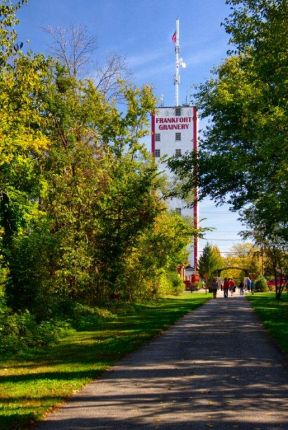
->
[0, 0, 27, 64]
[221, 243, 261, 280]
[44, 25, 97, 78]
[37, 71, 158, 306]
[241, 207, 288, 299]
[1, 2, 200, 317]
[0, 1, 52, 310]
[168, 0, 288, 242]
[94, 54, 130, 100]
[45, 25, 130, 100]
[122, 211, 195, 300]
[198, 243, 223, 286]
[0, 3, 161, 311]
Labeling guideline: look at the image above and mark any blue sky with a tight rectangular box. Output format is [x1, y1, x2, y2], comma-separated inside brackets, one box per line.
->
[16, 0, 247, 256]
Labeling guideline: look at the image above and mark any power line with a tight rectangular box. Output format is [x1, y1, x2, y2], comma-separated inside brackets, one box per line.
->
[202, 231, 242, 233]
[200, 238, 244, 242]
[200, 211, 236, 214]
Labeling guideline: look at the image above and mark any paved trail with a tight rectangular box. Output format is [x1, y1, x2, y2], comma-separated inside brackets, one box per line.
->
[37, 295, 288, 430]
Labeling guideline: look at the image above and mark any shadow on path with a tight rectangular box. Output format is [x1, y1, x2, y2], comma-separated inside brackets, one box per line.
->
[37, 297, 288, 430]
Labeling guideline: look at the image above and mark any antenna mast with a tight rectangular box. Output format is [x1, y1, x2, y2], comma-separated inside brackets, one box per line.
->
[174, 19, 186, 106]
[172, 20, 198, 272]
[175, 18, 180, 106]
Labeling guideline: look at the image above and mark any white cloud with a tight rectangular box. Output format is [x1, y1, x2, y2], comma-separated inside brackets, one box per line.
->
[127, 49, 168, 69]
[134, 62, 172, 81]
[185, 45, 226, 67]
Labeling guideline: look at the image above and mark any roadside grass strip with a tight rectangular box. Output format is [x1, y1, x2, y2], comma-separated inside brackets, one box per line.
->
[0, 293, 210, 430]
[246, 292, 288, 357]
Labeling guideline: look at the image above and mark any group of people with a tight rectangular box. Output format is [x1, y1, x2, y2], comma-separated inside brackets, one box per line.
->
[211, 277, 254, 298]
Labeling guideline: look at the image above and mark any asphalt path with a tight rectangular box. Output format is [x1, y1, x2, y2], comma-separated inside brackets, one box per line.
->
[37, 294, 288, 430]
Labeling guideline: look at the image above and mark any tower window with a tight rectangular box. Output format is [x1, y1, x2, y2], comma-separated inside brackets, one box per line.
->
[175, 149, 182, 157]
[155, 133, 161, 141]
[155, 149, 160, 157]
[175, 132, 181, 141]
[175, 107, 181, 116]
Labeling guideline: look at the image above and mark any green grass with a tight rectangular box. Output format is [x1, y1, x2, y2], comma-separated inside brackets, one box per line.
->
[0, 293, 210, 430]
[246, 292, 288, 357]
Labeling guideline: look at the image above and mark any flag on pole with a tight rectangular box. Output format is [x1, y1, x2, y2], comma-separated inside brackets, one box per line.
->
[172, 31, 176, 44]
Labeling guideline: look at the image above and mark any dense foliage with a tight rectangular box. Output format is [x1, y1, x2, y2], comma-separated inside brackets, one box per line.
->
[171, 0, 288, 216]
[254, 275, 268, 292]
[0, 2, 196, 352]
[168, 0, 288, 297]
[220, 243, 261, 280]
[198, 243, 223, 286]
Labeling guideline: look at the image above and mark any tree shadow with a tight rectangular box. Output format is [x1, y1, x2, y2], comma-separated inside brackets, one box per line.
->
[2, 297, 288, 430]
[32, 298, 288, 430]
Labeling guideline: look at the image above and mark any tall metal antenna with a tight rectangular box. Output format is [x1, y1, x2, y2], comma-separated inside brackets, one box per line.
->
[174, 18, 186, 106]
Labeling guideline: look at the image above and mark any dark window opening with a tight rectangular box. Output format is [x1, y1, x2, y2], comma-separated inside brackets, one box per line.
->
[175, 107, 181, 116]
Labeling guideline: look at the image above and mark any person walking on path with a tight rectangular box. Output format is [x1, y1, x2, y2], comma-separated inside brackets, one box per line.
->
[239, 279, 244, 295]
[211, 277, 218, 299]
[223, 277, 229, 298]
[36, 296, 288, 430]
[229, 278, 236, 295]
[245, 276, 252, 292]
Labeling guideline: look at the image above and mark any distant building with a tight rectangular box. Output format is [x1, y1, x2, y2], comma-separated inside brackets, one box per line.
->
[151, 105, 198, 269]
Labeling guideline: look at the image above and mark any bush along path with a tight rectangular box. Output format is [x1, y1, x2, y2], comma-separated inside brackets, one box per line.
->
[36, 295, 288, 430]
[0, 294, 210, 430]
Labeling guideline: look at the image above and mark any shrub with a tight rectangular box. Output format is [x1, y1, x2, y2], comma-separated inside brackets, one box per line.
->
[158, 271, 185, 296]
[195, 281, 204, 290]
[6, 221, 57, 317]
[0, 309, 69, 354]
[254, 275, 269, 292]
[70, 303, 117, 330]
[170, 272, 185, 295]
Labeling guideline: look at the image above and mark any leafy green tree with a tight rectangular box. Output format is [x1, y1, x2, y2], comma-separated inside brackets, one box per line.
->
[0, 0, 27, 64]
[34, 68, 159, 305]
[264, 246, 288, 300]
[0, 1, 200, 319]
[0, 1, 53, 311]
[168, 0, 288, 243]
[92, 156, 160, 301]
[242, 208, 288, 299]
[221, 243, 261, 280]
[122, 210, 195, 300]
[0, 1, 163, 313]
[198, 243, 223, 286]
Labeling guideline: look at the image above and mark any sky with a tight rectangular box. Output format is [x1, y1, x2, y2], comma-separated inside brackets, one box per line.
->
[16, 0, 247, 257]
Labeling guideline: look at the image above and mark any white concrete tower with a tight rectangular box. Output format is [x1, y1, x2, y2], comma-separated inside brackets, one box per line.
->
[151, 19, 198, 271]
[151, 105, 198, 269]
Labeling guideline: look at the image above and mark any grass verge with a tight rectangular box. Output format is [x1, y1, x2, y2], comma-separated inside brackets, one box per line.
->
[246, 292, 288, 357]
[0, 293, 210, 430]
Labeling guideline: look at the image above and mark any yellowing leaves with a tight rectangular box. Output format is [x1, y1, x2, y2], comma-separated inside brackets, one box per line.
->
[0, 133, 50, 166]
[13, 132, 49, 152]
[0, 54, 51, 168]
